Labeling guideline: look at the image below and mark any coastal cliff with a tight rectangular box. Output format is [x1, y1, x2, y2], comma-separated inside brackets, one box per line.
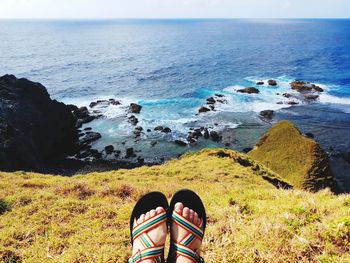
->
[0, 75, 78, 171]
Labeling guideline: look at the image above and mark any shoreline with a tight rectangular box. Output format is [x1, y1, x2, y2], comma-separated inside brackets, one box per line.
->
[1, 74, 349, 192]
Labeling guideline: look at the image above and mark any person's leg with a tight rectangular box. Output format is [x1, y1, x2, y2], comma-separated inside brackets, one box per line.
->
[171, 202, 203, 263]
[130, 206, 167, 262]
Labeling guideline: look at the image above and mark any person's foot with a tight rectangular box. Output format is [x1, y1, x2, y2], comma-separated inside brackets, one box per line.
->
[131, 206, 167, 262]
[172, 202, 203, 263]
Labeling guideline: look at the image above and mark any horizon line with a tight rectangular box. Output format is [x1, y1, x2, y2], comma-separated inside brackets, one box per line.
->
[0, 17, 350, 20]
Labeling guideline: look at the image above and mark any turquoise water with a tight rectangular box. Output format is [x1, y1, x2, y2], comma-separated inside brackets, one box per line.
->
[1, 19, 350, 188]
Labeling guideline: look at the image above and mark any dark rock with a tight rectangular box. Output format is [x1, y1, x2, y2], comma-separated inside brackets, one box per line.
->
[134, 128, 142, 137]
[129, 103, 142, 114]
[154, 126, 172, 133]
[187, 135, 197, 145]
[128, 115, 139, 126]
[290, 81, 313, 92]
[192, 129, 203, 138]
[147, 129, 151, 132]
[210, 131, 221, 142]
[90, 149, 102, 159]
[243, 147, 253, 153]
[256, 81, 264, 85]
[260, 110, 274, 120]
[80, 132, 101, 144]
[237, 87, 260, 94]
[209, 105, 215, 111]
[84, 127, 92, 131]
[174, 140, 187, 147]
[206, 97, 216, 104]
[305, 133, 315, 139]
[77, 151, 91, 159]
[203, 128, 210, 139]
[290, 81, 323, 93]
[104, 145, 114, 154]
[313, 86, 324, 92]
[74, 106, 90, 119]
[215, 94, 225, 97]
[283, 93, 292, 98]
[72, 106, 100, 127]
[0, 74, 79, 172]
[126, 148, 134, 158]
[109, 99, 121, 105]
[198, 106, 211, 113]
[287, 101, 299, 105]
[89, 100, 109, 108]
[277, 101, 283, 105]
[135, 126, 143, 131]
[150, 141, 157, 147]
[154, 126, 164, 131]
[305, 95, 319, 100]
[268, 80, 277, 86]
[162, 127, 172, 133]
[137, 157, 144, 164]
[216, 99, 227, 104]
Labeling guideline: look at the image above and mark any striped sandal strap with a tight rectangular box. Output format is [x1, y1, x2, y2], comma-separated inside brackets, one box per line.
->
[132, 211, 167, 240]
[128, 246, 164, 263]
[172, 210, 204, 240]
[171, 243, 204, 263]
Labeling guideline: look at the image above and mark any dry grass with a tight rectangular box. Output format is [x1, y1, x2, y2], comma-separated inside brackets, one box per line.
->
[0, 149, 349, 262]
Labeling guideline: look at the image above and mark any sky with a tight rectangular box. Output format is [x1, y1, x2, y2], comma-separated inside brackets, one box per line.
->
[0, 0, 349, 19]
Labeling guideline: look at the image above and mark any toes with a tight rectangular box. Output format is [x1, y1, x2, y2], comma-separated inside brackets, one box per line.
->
[150, 209, 156, 217]
[137, 214, 145, 224]
[156, 206, 165, 214]
[183, 207, 190, 219]
[194, 212, 200, 226]
[189, 209, 194, 222]
[134, 218, 138, 227]
[174, 202, 184, 213]
[145, 212, 150, 221]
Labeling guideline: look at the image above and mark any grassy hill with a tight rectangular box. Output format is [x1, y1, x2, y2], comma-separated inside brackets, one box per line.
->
[0, 149, 349, 262]
[249, 121, 337, 191]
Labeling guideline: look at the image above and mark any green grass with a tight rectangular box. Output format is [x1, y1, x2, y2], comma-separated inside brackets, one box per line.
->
[0, 149, 349, 262]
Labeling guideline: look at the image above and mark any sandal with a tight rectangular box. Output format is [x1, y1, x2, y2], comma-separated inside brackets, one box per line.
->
[167, 189, 206, 263]
[128, 192, 169, 263]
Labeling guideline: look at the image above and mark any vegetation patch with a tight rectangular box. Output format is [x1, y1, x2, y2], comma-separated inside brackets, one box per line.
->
[0, 199, 10, 215]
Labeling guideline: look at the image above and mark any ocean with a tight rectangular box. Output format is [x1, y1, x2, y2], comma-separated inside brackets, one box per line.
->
[1, 19, 350, 189]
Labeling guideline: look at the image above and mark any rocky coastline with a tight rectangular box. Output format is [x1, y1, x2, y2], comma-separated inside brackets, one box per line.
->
[1, 74, 348, 182]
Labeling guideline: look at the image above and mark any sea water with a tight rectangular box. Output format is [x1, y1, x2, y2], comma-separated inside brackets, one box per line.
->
[1, 19, 349, 189]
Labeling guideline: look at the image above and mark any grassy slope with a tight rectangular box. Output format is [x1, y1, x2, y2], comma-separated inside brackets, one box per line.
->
[249, 121, 336, 190]
[0, 149, 349, 263]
